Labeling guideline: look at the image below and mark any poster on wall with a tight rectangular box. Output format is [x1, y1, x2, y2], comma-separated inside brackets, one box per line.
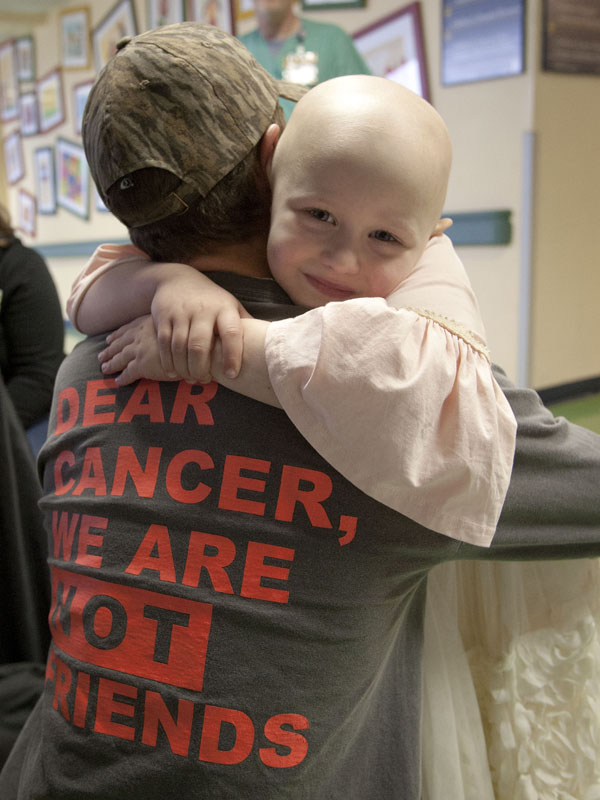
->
[147, 0, 185, 28]
[0, 40, 19, 121]
[442, 0, 525, 86]
[3, 131, 24, 184]
[353, 3, 429, 100]
[93, 0, 138, 70]
[17, 189, 36, 237]
[34, 147, 57, 215]
[60, 7, 91, 70]
[543, 0, 600, 75]
[186, 0, 234, 34]
[16, 36, 35, 82]
[37, 68, 65, 132]
[56, 137, 90, 220]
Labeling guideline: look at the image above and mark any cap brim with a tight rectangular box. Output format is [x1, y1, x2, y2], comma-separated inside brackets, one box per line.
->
[276, 79, 309, 102]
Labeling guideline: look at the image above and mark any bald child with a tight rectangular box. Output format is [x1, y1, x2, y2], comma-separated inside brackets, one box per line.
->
[71, 76, 516, 546]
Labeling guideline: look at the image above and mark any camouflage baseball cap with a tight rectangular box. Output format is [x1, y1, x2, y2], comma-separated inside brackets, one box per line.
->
[83, 22, 307, 228]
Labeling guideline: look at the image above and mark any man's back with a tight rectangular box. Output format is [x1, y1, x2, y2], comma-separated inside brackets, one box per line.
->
[7, 280, 457, 799]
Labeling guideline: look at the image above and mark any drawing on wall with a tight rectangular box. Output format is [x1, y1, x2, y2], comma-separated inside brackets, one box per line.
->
[20, 92, 39, 136]
[56, 137, 90, 220]
[16, 36, 35, 82]
[73, 80, 94, 135]
[37, 68, 65, 133]
[0, 40, 19, 121]
[3, 130, 24, 184]
[60, 7, 91, 69]
[353, 3, 430, 100]
[93, 0, 138, 70]
[186, 0, 234, 33]
[17, 189, 36, 237]
[34, 147, 57, 215]
[148, 0, 185, 28]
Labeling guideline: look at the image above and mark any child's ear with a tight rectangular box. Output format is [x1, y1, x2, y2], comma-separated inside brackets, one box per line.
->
[259, 124, 281, 175]
[430, 217, 453, 238]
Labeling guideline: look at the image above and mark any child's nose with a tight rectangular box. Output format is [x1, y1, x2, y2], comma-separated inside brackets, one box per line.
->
[322, 239, 360, 274]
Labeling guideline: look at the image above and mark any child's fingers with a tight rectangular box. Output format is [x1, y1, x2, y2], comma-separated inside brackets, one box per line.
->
[156, 320, 177, 378]
[215, 308, 244, 378]
[185, 317, 215, 383]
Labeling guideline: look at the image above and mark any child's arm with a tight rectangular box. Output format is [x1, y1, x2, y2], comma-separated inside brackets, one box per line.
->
[100, 314, 281, 407]
[69, 244, 248, 381]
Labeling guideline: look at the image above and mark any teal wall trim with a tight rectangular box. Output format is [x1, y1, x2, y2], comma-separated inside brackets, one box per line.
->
[445, 210, 512, 246]
[38, 212, 511, 258]
[36, 239, 130, 258]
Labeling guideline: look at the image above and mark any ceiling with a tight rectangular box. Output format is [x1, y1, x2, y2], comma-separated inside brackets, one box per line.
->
[0, 1, 65, 39]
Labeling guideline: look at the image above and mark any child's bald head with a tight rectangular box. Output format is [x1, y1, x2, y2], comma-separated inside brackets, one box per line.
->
[272, 75, 452, 241]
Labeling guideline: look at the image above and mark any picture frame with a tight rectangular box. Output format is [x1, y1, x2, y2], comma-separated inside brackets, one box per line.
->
[34, 146, 57, 215]
[302, 0, 363, 9]
[0, 40, 19, 121]
[3, 130, 24, 185]
[542, 0, 600, 76]
[442, 0, 525, 87]
[20, 91, 39, 136]
[353, 3, 430, 101]
[56, 137, 89, 220]
[60, 7, 91, 70]
[92, 0, 138, 71]
[73, 79, 94, 135]
[16, 189, 36, 238]
[186, 0, 234, 34]
[16, 36, 35, 83]
[148, 0, 185, 28]
[37, 68, 65, 133]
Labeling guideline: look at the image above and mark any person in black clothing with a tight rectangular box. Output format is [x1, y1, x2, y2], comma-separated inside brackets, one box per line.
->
[0, 204, 64, 454]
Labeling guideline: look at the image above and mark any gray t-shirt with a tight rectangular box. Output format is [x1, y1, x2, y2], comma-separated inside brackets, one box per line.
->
[2, 274, 599, 799]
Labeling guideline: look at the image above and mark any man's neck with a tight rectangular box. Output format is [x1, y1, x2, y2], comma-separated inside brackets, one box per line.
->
[187, 234, 272, 279]
[257, 10, 301, 41]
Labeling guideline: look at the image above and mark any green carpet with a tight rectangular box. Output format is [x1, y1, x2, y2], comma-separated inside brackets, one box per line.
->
[547, 393, 600, 434]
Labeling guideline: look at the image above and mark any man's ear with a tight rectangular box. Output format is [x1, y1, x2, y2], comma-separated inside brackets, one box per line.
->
[260, 124, 282, 175]
[430, 217, 453, 238]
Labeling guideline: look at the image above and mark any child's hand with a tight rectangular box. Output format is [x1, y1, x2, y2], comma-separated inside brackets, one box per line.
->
[151, 268, 251, 383]
[100, 315, 176, 386]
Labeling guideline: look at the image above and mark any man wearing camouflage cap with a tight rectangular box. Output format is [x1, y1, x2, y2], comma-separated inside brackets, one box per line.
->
[2, 22, 600, 800]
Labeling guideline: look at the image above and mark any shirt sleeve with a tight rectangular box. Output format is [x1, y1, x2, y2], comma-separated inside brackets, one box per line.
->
[67, 243, 149, 330]
[265, 297, 517, 547]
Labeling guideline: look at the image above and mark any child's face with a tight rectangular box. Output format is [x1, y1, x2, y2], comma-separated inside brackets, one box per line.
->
[267, 148, 437, 308]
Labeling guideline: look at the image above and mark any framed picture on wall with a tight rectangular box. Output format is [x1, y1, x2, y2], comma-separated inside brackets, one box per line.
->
[186, 0, 234, 34]
[20, 92, 39, 136]
[73, 79, 94, 135]
[442, 0, 525, 86]
[542, 0, 600, 75]
[37, 68, 65, 133]
[3, 130, 24, 184]
[148, 0, 185, 28]
[93, 0, 138, 71]
[56, 137, 90, 220]
[34, 146, 57, 215]
[0, 40, 19, 121]
[17, 189, 37, 237]
[60, 7, 91, 69]
[16, 36, 35, 82]
[353, 3, 430, 100]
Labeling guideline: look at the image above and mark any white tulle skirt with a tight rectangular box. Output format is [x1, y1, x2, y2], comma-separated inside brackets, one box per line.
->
[421, 559, 600, 800]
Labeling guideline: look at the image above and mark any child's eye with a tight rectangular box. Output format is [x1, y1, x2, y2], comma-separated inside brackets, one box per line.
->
[370, 230, 398, 243]
[308, 208, 335, 224]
